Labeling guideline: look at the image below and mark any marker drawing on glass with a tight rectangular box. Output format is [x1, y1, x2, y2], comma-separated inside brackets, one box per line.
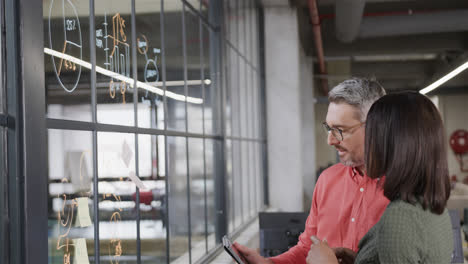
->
[48, 0, 82, 93]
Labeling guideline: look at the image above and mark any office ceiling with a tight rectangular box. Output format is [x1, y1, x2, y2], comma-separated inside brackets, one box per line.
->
[294, 0, 468, 95]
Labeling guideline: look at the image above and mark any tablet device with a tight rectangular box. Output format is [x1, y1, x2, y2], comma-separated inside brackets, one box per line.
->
[222, 235, 246, 264]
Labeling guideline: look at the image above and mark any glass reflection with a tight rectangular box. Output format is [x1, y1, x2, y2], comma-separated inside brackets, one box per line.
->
[136, 0, 164, 130]
[44, 0, 92, 122]
[202, 26, 214, 135]
[206, 139, 217, 249]
[186, 10, 203, 134]
[47, 129, 94, 264]
[167, 136, 189, 262]
[97, 132, 137, 263]
[164, 2, 186, 132]
[188, 138, 206, 261]
[225, 139, 234, 233]
[95, 0, 134, 126]
[137, 134, 167, 263]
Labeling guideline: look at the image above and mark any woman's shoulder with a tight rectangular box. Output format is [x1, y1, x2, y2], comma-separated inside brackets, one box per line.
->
[379, 200, 452, 239]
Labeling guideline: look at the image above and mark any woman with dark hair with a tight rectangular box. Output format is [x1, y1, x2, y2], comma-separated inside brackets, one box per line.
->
[306, 91, 453, 264]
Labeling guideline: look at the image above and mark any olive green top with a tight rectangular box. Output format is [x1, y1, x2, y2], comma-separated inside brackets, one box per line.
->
[355, 200, 453, 264]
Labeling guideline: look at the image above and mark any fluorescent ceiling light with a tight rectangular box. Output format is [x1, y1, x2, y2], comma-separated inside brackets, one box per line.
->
[420, 60, 468, 95]
[44, 47, 204, 104]
[353, 53, 437, 62]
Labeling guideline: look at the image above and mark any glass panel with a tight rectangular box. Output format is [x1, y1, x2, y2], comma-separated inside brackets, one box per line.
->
[47, 129, 95, 264]
[245, 1, 252, 69]
[206, 139, 217, 249]
[239, 59, 246, 138]
[241, 141, 249, 221]
[253, 69, 259, 139]
[223, 42, 231, 136]
[186, 11, 203, 134]
[232, 140, 242, 228]
[135, 0, 165, 130]
[238, 0, 246, 55]
[255, 143, 261, 212]
[167, 136, 189, 262]
[138, 134, 167, 263]
[97, 132, 137, 263]
[225, 139, 233, 233]
[202, 26, 214, 135]
[246, 66, 252, 139]
[44, 0, 92, 122]
[95, 0, 134, 126]
[249, 141, 256, 217]
[223, 0, 230, 43]
[164, 2, 186, 132]
[234, 0, 240, 50]
[253, 4, 259, 69]
[188, 138, 206, 261]
[230, 48, 239, 137]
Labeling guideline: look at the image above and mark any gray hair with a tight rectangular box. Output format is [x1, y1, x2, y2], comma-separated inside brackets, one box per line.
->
[328, 77, 386, 121]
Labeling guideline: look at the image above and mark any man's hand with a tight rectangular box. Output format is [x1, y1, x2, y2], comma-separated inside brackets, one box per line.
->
[332, 247, 356, 264]
[232, 242, 274, 264]
[306, 236, 339, 264]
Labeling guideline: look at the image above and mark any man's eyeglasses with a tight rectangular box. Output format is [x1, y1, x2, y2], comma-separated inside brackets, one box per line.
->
[322, 122, 364, 142]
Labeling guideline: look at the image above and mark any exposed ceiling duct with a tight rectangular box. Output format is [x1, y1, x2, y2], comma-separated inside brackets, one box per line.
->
[359, 9, 468, 38]
[335, 7, 468, 43]
[335, 0, 365, 43]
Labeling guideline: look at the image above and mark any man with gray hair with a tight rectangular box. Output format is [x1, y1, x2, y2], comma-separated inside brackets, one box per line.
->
[234, 78, 390, 264]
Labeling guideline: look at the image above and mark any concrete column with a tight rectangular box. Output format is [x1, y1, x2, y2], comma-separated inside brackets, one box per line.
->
[264, 6, 315, 211]
[300, 47, 316, 211]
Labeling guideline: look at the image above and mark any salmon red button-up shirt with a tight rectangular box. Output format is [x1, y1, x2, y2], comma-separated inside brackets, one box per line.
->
[270, 163, 390, 264]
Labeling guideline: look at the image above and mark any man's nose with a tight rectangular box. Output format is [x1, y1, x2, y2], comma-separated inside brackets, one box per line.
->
[327, 132, 340, 146]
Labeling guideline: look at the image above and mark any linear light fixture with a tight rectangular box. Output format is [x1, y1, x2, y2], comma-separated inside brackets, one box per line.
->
[44, 47, 204, 104]
[420, 60, 468, 95]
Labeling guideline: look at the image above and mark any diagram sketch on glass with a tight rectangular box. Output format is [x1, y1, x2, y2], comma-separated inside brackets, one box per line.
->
[96, 12, 131, 103]
[48, 0, 83, 93]
[137, 34, 160, 84]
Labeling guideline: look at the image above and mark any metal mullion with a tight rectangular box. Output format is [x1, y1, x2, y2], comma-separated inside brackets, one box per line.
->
[199, 14, 209, 253]
[248, 0, 258, 214]
[0, 2, 7, 260]
[211, 0, 228, 242]
[242, 0, 252, 220]
[181, 4, 192, 263]
[257, 6, 269, 206]
[130, 1, 141, 263]
[217, 0, 230, 241]
[46, 118, 223, 139]
[89, 0, 101, 262]
[5, 0, 23, 261]
[225, 136, 265, 142]
[181, 0, 218, 32]
[160, 1, 170, 263]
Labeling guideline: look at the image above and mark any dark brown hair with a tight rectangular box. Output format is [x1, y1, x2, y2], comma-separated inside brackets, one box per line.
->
[365, 91, 450, 214]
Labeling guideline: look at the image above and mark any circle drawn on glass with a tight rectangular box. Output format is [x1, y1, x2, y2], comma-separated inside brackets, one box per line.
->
[48, 0, 83, 93]
[137, 34, 160, 83]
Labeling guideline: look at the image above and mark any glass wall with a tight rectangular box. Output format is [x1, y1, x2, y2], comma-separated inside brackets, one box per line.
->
[42, 0, 264, 263]
[223, 0, 264, 233]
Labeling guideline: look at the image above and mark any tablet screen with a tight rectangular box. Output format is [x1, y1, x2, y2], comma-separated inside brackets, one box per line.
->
[222, 235, 246, 264]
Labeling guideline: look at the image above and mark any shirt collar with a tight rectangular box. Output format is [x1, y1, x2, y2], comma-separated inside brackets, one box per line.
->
[350, 166, 381, 184]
